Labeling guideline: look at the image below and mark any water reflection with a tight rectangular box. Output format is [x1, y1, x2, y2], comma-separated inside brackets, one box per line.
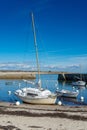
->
[58, 97, 87, 106]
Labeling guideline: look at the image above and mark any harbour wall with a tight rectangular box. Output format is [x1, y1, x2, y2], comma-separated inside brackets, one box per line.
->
[0, 71, 36, 79]
[58, 73, 87, 82]
[0, 71, 87, 82]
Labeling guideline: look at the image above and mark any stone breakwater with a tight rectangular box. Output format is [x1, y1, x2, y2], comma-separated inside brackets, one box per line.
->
[0, 71, 36, 79]
[58, 73, 87, 82]
[0, 70, 60, 79]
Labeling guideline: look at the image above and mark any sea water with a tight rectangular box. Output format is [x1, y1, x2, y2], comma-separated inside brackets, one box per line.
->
[0, 74, 87, 106]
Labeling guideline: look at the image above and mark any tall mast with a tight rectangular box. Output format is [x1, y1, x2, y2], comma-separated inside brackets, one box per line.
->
[79, 64, 82, 80]
[31, 12, 40, 82]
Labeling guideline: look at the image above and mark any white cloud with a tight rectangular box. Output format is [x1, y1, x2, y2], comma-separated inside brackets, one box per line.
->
[0, 55, 87, 73]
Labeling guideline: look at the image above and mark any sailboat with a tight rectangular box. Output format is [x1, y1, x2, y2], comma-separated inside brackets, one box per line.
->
[14, 13, 57, 105]
[72, 65, 86, 86]
[72, 80, 86, 86]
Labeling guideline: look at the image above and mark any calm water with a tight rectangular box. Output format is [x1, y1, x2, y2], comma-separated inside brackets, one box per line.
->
[0, 74, 87, 106]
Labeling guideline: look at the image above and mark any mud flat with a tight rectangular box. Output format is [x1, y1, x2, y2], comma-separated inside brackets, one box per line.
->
[0, 102, 87, 130]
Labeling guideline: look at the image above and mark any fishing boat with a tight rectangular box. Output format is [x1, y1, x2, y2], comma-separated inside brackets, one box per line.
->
[15, 13, 57, 105]
[55, 89, 79, 98]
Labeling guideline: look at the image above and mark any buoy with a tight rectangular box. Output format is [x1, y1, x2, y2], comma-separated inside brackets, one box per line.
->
[80, 96, 84, 101]
[15, 101, 20, 106]
[76, 90, 79, 92]
[73, 86, 75, 90]
[8, 91, 11, 95]
[58, 101, 62, 106]
[56, 87, 59, 91]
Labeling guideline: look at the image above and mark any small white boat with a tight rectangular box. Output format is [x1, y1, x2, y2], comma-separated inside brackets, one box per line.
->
[72, 80, 86, 86]
[55, 89, 79, 98]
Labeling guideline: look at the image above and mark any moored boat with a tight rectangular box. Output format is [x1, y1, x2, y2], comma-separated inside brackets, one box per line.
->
[15, 12, 57, 105]
[15, 87, 57, 105]
[55, 89, 79, 98]
[72, 80, 86, 86]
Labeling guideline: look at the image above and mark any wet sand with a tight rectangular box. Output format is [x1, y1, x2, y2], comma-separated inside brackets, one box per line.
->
[0, 102, 87, 130]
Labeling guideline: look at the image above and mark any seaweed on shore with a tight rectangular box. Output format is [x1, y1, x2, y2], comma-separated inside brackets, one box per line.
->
[0, 110, 87, 121]
[0, 125, 21, 130]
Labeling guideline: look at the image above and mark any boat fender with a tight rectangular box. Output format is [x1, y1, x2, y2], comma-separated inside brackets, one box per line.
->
[15, 101, 20, 106]
[8, 91, 11, 95]
[80, 96, 84, 101]
[58, 101, 62, 105]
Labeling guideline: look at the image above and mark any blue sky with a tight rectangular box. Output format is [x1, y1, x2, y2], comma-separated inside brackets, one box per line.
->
[0, 0, 87, 72]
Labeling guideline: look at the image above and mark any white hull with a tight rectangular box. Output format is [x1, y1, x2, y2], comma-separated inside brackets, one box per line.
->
[56, 89, 79, 98]
[15, 87, 57, 105]
[16, 94, 56, 105]
[62, 93, 78, 98]
[72, 81, 86, 86]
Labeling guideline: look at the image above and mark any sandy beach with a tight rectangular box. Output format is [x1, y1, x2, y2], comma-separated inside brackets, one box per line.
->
[0, 102, 87, 130]
[0, 71, 86, 129]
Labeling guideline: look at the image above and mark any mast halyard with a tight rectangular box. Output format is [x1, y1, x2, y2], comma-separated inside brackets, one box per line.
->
[31, 12, 41, 85]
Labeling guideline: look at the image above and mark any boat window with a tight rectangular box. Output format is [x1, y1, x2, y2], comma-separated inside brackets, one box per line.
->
[27, 93, 38, 96]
